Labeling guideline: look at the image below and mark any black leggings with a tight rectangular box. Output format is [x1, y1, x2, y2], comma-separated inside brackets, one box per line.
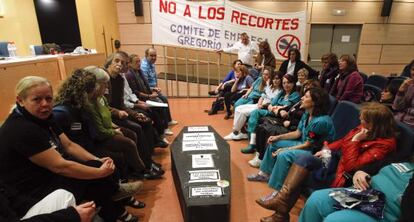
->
[223, 91, 245, 116]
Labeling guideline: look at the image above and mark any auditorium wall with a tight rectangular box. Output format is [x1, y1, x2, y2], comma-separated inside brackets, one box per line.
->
[116, 0, 414, 76]
[0, 0, 42, 55]
[0, 0, 119, 56]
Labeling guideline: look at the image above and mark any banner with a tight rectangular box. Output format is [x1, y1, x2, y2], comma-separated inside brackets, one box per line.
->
[152, 0, 307, 59]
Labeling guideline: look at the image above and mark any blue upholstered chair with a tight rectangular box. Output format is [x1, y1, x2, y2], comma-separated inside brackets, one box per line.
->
[330, 101, 360, 141]
[33, 45, 44, 55]
[0, 42, 10, 57]
[366, 74, 389, 90]
[328, 95, 337, 116]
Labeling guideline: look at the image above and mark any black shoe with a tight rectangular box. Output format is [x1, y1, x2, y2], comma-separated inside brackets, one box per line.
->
[152, 161, 162, 168]
[151, 163, 165, 175]
[155, 140, 168, 148]
[208, 110, 217, 115]
[144, 168, 163, 179]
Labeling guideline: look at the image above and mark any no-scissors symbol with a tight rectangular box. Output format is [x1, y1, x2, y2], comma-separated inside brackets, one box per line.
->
[276, 34, 301, 58]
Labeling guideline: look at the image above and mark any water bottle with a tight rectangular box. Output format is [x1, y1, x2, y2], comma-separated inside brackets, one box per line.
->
[320, 141, 331, 168]
[7, 42, 14, 57]
[11, 42, 17, 57]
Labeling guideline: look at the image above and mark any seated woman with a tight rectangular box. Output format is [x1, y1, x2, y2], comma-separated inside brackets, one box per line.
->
[318, 53, 339, 93]
[393, 62, 414, 129]
[296, 68, 309, 89]
[234, 66, 270, 108]
[223, 65, 254, 119]
[224, 68, 280, 141]
[380, 81, 399, 111]
[299, 160, 413, 222]
[256, 102, 396, 222]
[206, 59, 242, 115]
[248, 80, 320, 167]
[0, 76, 142, 222]
[248, 87, 334, 182]
[82, 66, 163, 180]
[330, 54, 364, 104]
[242, 74, 301, 153]
[254, 40, 276, 74]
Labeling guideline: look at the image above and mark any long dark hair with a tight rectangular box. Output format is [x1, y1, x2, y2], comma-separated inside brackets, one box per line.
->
[307, 87, 329, 116]
[288, 48, 301, 62]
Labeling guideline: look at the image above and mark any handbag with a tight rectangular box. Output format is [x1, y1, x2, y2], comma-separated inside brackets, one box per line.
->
[329, 188, 386, 219]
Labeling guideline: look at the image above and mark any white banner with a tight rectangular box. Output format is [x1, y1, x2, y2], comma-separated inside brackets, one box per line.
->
[152, 0, 307, 60]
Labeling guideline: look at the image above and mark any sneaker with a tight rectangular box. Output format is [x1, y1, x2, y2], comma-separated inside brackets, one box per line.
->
[241, 144, 256, 154]
[112, 181, 144, 201]
[248, 153, 261, 168]
[164, 128, 174, 136]
[168, 120, 178, 126]
[247, 173, 269, 182]
[232, 132, 248, 141]
[223, 132, 235, 141]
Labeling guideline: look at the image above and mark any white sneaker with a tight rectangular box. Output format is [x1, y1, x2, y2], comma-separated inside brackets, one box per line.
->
[232, 132, 248, 141]
[248, 152, 261, 168]
[168, 120, 178, 126]
[164, 128, 174, 136]
[223, 132, 235, 141]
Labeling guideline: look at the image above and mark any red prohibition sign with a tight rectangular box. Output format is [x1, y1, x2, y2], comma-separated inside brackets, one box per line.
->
[276, 34, 301, 58]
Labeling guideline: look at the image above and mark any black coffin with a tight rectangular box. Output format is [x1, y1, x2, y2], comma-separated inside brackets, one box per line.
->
[170, 126, 231, 222]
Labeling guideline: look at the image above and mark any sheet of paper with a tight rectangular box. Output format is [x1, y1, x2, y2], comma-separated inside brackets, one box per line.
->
[190, 186, 223, 197]
[145, 100, 168, 107]
[183, 132, 215, 141]
[187, 126, 209, 132]
[192, 154, 214, 168]
[182, 141, 218, 152]
[189, 169, 220, 183]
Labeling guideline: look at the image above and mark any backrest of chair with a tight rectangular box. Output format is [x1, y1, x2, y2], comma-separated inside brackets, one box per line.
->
[389, 78, 405, 89]
[328, 95, 338, 115]
[0, 42, 9, 57]
[363, 84, 382, 102]
[34, 45, 44, 55]
[366, 75, 389, 89]
[330, 101, 360, 140]
[395, 122, 414, 159]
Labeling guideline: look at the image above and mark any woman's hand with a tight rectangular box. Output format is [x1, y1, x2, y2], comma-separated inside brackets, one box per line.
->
[114, 128, 123, 136]
[267, 135, 280, 144]
[283, 120, 290, 128]
[98, 158, 115, 177]
[280, 110, 288, 118]
[75, 201, 96, 222]
[267, 104, 273, 112]
[352, 128, 369, 141]
[118, 110, 129, 119]
[353, 170, 371, 191]
[242, 94, 248, 98]
[399, 79, 413, 92]
[314, 150, 323, 158]
[272, 148, 287, 157]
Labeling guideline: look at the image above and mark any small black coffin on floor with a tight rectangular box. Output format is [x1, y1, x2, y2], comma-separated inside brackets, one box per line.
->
[170, 126, 231, 222]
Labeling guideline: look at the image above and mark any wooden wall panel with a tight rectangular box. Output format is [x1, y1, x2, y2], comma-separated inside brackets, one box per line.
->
[235, 1, 307, 12]
[380, 45, 414, 64]
[311, 2, 385, 24]
[358, 45, 382, 64]
[358, 64, 405, 75]
[389, 2, 414, 24]
[119, 24, 152, 44]
[117, 1, 151, 24]
[360, 24, 414, 45]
